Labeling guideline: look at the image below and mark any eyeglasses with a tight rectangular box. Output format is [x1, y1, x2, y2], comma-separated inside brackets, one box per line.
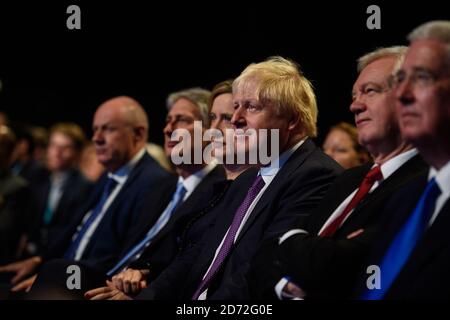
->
[390, 68, 442, 89]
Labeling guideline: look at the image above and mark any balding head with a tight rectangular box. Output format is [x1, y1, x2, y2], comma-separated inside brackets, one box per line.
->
[96, 96, 149, 141]
[92, 96, 149, 172]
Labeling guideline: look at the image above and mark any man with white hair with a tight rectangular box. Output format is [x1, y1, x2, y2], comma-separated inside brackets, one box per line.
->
[360, 20, 450, 299]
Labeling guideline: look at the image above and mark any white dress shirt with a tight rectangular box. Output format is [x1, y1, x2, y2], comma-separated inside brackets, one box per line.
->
[275, 148, 418, 299]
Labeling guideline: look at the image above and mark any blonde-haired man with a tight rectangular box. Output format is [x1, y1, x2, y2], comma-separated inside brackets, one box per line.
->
[134, 56, 342, 300]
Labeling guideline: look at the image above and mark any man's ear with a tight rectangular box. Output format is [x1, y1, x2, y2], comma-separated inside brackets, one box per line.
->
[134, 126, 146, 142]
[288, 112, 301, 131]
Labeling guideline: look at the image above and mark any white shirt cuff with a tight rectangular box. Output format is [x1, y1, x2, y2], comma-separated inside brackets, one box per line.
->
[275, 277, 289, 299]
[275, 277, 305, 300]
[279, 229, 309, 245]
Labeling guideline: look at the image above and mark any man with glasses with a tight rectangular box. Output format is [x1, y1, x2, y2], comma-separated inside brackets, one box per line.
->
[358, 20, 450, 300]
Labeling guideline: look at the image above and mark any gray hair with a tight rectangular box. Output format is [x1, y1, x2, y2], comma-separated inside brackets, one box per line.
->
[408, 20, 450, 44]
[166, 88, 211, 127]
[357, 46, 408, 74]
[408, 20, 450, 60]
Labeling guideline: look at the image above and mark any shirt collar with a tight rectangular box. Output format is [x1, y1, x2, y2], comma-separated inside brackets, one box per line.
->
[429, 159, 450, 197]
[378, 148, 418, 180]
[259, 137, 307, 183]
[108, 148, 146, 184]
[178, 160, 217, 195]
[50, 171, 70, 186]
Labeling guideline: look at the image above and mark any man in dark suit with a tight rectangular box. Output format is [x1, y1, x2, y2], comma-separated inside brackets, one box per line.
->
[130, 56, 342, 300]
[248, 46, 429, 300]
[0, 96, 171, 293]
[26, 123, 93, 256]
[357, 21, 450, 299]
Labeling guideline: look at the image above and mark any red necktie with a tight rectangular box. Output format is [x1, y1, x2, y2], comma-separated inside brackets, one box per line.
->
[319, 165, 383, 237]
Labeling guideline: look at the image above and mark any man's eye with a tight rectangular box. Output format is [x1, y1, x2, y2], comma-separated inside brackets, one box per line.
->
[416, 71, 432, 83]
[395, 73, 406, 85]
[336, 147, 350, 153]
[209, 113, 217, 121]
[364, 87, 379, 96]
[222, 115, 232, 122]
[247, 104, 259, 112]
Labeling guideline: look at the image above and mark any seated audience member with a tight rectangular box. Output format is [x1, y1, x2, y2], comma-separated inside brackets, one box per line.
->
[25, 123, 93, 256]
[248, 46, 428, 300]
[323, 122, 371, 169]
[0, 126, 30, 264]
[130, 56, 342, 300]
[0, 96, 171, 294]
[358, 20, 450, 300]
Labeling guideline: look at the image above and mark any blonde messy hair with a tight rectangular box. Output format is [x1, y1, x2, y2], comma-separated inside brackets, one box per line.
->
[233, 56, 318, 137]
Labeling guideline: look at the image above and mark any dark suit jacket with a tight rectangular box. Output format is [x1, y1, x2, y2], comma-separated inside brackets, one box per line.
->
[138, 138, 343, 300]
[42, 152, 172, 271]
[0, 171, 30, 264]
[27, 166, 228, 300]
[119, 165, 227, 280]
[28, 169, 93, 254]
[248, 154, 427, 299]
[14, 160, 48, 187]
[355, 170, 450, 299]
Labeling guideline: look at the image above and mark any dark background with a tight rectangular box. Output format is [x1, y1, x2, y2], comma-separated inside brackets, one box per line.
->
[0, 1, 448, 146]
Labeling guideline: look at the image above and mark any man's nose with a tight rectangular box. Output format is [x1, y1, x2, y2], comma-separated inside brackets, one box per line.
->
[231, 106, 246, 128]
[395, 79, 415, 107]
[349, 96, 367, 115]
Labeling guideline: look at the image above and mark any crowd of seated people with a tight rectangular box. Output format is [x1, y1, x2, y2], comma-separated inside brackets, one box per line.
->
[0, 20, 449, 300]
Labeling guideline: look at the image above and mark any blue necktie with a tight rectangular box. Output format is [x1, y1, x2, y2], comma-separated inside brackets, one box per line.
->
[107, 182, 187, 276]
[362, 178, 441, 300]
[64, 177, 118, 259]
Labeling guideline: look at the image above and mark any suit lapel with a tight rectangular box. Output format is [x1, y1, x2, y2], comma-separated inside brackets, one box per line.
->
[340, 155, 427, 231]
[307, 165, 371, 234]
[197, 169, 257, 266]
[80, 153, 153, 256]
[102, 155, 148, 216]
[148, 166, 225, 245]
[397, 199, 450, 280]
[124, 178, 177, 248]
[234, 139, 317, 244]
